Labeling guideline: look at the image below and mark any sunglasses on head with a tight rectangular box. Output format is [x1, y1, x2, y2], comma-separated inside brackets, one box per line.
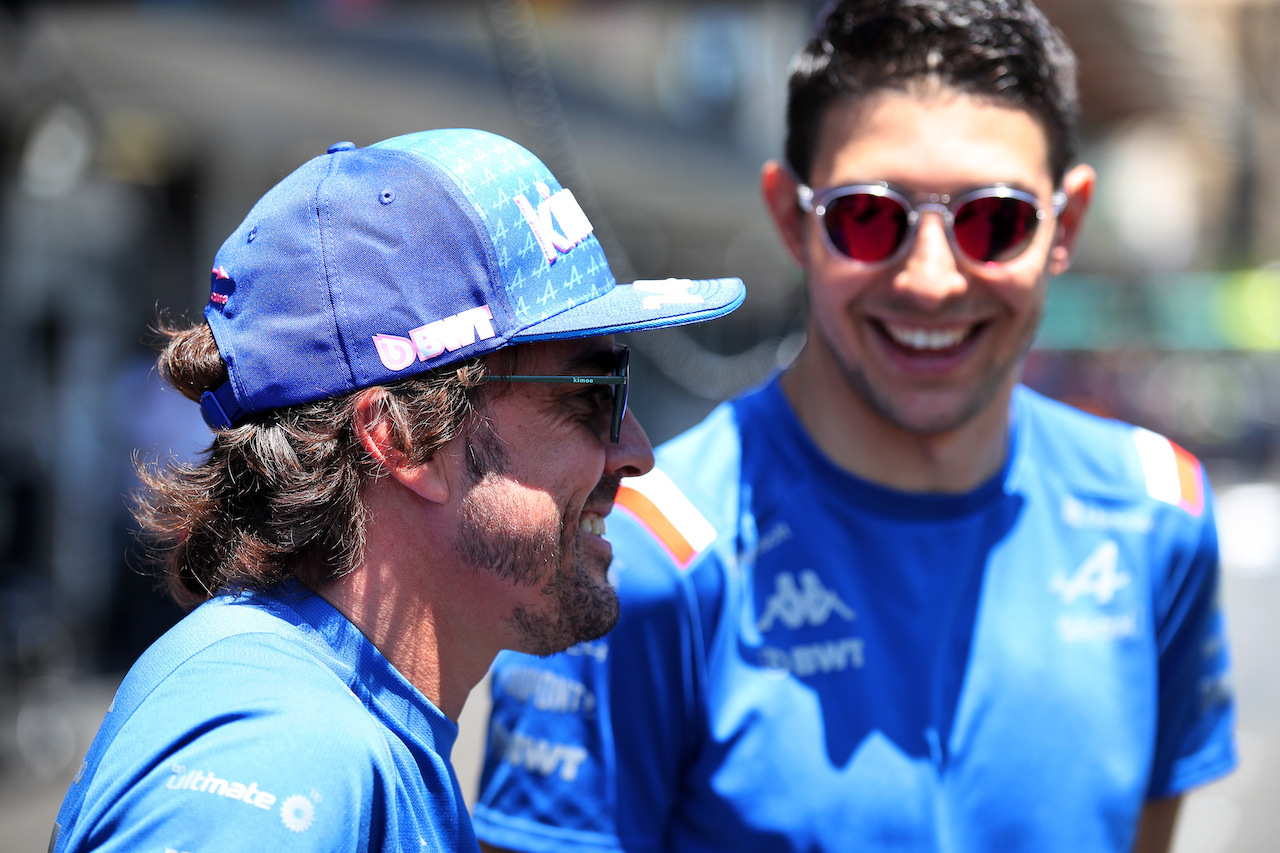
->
[796, 181, 1067, 266]
[483, 345, 630, 443]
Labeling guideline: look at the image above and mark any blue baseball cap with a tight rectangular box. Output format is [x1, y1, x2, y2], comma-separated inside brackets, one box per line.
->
[199, 128, 745, 429]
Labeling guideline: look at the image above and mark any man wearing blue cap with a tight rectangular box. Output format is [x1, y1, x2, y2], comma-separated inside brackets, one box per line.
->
[48, 128, 744, 853]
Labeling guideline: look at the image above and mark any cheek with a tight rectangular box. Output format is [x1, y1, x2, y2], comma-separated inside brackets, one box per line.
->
[985, 268, 1046, 317]
[969, 245, 1049, 314]
[469, 475, 563, 535]
[808, 262, 875, 321]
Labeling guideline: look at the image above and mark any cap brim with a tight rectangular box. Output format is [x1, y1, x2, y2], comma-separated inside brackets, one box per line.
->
[509, 277, 745, 342]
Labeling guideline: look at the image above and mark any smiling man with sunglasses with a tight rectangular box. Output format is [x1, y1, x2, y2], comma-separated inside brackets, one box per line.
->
[48, 128, 743, 853]
[475, 3, 1235, 853]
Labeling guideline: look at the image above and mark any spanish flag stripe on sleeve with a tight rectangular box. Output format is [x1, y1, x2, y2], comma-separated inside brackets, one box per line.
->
[1172, 442, 1205, 516]
[1132, 427, 1204, 517]
[613, 469, 717, 569]
[615, 487, 695, 566]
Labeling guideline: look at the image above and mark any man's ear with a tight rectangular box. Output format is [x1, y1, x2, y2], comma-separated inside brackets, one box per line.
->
[1049, 163, 1096, 276]
[761, 160, 810, 269]
[354, 388, 450, 505]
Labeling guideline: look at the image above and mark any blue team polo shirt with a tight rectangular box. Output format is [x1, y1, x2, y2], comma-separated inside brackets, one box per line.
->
[474, 379, 1235, 853]
[52, 582, 478, 852]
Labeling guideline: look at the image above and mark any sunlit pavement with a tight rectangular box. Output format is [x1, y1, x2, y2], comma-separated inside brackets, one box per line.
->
[4, 482, 1279, 852]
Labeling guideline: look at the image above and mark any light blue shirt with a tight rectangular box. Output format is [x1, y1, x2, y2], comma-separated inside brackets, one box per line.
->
[52, 582, 478, 852]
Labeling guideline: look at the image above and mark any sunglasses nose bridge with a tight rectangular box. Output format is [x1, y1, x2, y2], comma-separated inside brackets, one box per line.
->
[895, 203, 970, 299]
[908, 202, 960, 259]
[913, 201, 953, 226]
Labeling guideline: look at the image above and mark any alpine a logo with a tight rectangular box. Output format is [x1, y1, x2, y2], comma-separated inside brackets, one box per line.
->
[514, 181, 593, 265]
[1050, 540, 1130, 605]
[373, 305, 496, 371]
[758, 570, 855, 631]
[1051, 540, 1141, 644]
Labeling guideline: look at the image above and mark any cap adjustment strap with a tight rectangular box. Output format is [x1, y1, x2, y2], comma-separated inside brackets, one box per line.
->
[200, 382, 246, 429]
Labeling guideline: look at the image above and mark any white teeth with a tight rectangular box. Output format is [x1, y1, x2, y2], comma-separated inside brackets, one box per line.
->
[581, 513, 607, 536]
[884, 323, 970, 351]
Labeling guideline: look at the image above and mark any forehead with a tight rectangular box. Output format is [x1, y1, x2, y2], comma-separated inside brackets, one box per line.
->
[811, 89, 1054, 193]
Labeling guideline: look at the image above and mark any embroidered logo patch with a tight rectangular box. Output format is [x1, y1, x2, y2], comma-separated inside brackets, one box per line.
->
[514, 182, 593, 265]
[209, 266, 235, 307]
[373, 305, 497, 371]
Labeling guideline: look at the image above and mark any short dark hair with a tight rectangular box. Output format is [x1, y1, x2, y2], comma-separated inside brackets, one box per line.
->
[786, 0, 1079, 185]
[132, 320, 489, 607]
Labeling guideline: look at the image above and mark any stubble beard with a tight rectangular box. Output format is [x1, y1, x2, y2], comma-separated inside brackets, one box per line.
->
[453, 429, 620, 656]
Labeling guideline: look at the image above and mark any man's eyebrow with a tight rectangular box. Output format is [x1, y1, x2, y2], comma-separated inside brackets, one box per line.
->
[558, 348, 620, 375]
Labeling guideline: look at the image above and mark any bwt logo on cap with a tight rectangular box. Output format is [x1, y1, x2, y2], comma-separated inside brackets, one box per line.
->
[373, 306, 497, 372]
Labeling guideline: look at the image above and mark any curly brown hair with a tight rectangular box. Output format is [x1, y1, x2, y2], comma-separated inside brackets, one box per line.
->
[132, 319, 489, 608]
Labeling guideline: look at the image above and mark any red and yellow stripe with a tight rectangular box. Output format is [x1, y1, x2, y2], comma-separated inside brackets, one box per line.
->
[1133, 427, 1205, 517]
[614, 469, 717, 569]
[1169, 441, 1205, 516]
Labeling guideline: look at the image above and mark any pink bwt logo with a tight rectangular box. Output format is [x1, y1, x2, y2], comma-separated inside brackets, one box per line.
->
[372, 305, 497, 371]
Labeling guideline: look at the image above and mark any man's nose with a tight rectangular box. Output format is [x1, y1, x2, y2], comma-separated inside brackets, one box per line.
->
[893, 211, 968, 307]
[607, 408, 655, 479]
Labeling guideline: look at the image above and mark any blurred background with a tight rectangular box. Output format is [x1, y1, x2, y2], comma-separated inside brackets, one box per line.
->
[0, 0, 1278, 849]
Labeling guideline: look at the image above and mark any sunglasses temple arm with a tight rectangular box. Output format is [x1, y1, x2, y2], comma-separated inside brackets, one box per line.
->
[484, 375, 626, 384]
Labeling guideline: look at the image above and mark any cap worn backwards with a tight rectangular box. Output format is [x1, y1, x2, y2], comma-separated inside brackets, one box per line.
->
[199, 128, 745, 429]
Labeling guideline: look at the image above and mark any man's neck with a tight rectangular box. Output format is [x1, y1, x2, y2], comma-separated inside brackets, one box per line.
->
[780, 343, 1016, 494]
[316, 483, 503, 722]
[319, 565, 494, 723]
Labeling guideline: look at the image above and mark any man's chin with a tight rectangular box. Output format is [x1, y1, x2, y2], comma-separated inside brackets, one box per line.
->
[510, 572, 620, 657]
[556, 582, 620, 651]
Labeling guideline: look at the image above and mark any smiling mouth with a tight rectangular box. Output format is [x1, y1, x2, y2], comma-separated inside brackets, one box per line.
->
[877, 320, 984, 355]
[580, 512, 607, 536]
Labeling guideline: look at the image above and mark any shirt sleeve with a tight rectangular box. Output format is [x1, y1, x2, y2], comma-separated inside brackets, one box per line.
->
[1146, 478, 1237, 798]
[55, 638, 400, 853]
[474, 510, 707, 853]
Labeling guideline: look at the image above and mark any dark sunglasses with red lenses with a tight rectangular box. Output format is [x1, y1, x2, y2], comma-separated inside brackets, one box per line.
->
[797, 181, 1067, 266]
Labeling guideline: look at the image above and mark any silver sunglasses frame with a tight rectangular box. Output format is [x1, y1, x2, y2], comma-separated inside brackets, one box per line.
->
[796, 181, 1068, 267]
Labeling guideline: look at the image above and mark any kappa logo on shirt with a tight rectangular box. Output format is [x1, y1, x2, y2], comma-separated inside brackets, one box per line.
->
[757, 570, 855, 631]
